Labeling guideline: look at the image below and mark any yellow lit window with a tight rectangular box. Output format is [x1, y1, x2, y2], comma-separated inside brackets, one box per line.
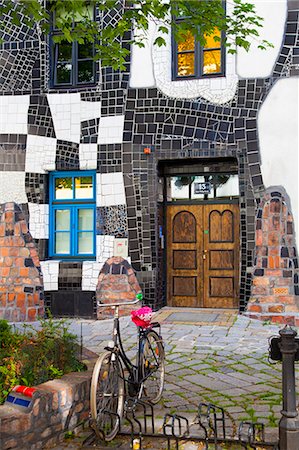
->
[173, 26, 224, 79]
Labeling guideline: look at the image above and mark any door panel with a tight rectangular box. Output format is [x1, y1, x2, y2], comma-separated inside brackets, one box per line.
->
[167, 206, 203, 307]
[203, 204, 239, 308]
[167, 203, 239, 308]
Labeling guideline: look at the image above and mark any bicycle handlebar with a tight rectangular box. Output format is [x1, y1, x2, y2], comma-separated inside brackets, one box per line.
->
[97, 297, 141, 308]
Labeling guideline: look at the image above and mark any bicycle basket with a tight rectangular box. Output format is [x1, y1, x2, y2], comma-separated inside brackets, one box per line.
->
[131, 306, 153, 328]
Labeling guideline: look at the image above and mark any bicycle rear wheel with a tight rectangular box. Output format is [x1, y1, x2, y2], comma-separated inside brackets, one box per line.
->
[90, 350, 124, 441]
[140, 330, 165, 404]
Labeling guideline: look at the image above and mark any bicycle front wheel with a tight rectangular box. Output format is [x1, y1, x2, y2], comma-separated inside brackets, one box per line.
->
[90, 350, 124, 441]
[140, 330, 165, 404]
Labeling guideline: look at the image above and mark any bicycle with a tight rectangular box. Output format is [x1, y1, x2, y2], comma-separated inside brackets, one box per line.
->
[90, 294, 165, 441]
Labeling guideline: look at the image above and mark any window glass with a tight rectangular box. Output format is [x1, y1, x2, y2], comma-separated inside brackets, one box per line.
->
[170, 176, 192, 199]
[78, 232, 93, 254]
[177, 53, 195, 77]
[177, 31, 195, 51]
[173, 23, 224, 79]
[51, 5, 95, 87]
[75, 176, 93, 199]
[55, 209, 70, 230]
[204, 29, 221, 49]
[168, 174, 239, 200]
[78, 209, 93, 230]
[203, 50, 221, 74]
[78, 60, 94, 83]
[55, 177, 73, 199]
[55, 232, 70, 254]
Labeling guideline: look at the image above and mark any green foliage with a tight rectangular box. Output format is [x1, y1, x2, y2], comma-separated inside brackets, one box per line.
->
[0, 0, 273, 71]
[0, 317, 85, 405]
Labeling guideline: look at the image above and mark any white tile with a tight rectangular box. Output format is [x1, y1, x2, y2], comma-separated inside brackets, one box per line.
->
[0, 172, 27, 204]
[40, 261, 59, 291]
[79, 143, 97, 170]
[97, 115, 125, 144]
[25, 135, 57, 173]
[80, 100, 101, 122]
[28, 203, 49, 239]
[0, 95, 30, 134]
[82, 261, 103, 291]
[96, 235, 115, 263]
[47, 93, 81, 143]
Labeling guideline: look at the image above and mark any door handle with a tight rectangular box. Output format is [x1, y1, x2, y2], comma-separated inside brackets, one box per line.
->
[203, 250, 208, 260]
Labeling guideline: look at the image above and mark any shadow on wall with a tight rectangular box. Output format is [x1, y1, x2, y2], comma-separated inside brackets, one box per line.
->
[96, 256, 142, 319]
[0, 202, 44, 322]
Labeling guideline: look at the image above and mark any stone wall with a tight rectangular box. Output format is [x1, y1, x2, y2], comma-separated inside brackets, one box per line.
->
[0, 361, 94, 450]
[0, 202, 44, 321]
[246, 189, 299, 326]
[96, 256, 142, 319]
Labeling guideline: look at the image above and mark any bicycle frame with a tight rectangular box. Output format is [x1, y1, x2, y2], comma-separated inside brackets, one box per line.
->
[105, 305, 160, 398]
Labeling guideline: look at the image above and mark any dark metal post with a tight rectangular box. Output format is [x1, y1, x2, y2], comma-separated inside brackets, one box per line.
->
[278, 326, 299, 450]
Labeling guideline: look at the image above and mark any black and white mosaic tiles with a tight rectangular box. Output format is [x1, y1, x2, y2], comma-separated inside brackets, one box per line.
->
[0, 1, 298, 316]
[28, 95, 56, 138]
[55, 140, 80, 171]
[97, 205, 128, 238]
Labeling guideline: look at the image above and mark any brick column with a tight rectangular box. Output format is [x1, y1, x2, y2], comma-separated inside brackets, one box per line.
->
[96, 256, 142, 319]
[246, 190, 299, 326]
[0, 202, 44, 322]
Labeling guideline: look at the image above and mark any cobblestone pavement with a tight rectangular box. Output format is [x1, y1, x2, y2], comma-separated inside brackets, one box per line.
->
[41, 308, 299, 449]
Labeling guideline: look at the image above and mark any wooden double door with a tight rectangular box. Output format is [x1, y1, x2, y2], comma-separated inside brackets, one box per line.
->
[166, 204, 240, 308]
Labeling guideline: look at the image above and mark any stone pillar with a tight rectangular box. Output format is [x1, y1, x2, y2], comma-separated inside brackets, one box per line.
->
[246, 190, 299, 325]
[0, 202, 44, 321]
[96, 256, 142, 319]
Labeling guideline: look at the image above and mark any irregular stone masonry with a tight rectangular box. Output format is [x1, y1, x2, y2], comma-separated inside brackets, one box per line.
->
[247, 189, 299, 326]
[0, 202, 44, 321]
[0, 361, 94, 450]
[96, 256, 142, 319]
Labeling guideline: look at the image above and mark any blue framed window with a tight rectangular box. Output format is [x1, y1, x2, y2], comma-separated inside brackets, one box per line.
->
[172, 20, 225, 80]
[49, 171, 96, 259]
[50, 4, 96, 88]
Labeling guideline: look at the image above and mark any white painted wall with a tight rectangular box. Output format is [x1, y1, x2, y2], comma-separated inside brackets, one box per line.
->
[237, 0, 287, 78]
[258, 77, 299, 236]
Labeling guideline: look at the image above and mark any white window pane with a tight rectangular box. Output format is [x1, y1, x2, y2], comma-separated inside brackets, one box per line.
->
[170, 177, 190, 199]
[55, 209, 70, 230]
[78, 209, 93, 230]
[75, 176, 93, 199]
[55, 232, 70, 254]
[216, 174, 239, 197]
[78, 232, 93, 254]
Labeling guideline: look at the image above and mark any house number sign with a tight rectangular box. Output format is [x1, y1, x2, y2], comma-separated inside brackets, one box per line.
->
[194, 182, 212, 194]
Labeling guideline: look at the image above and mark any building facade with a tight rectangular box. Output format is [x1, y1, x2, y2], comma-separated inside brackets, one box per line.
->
[0, 0, 298, 323]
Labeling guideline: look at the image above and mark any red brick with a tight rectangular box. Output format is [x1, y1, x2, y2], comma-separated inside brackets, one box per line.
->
[15, 257, 24, 266]
[247, 304, 262, 313]
[256, 230, 263, 246]
[268, 305, 284, 313]
[251, 286, 269, 295]
[284, 305, 299, 312]
[268, 232, 280, 246]
[0, 223, 5, 236]
[27, 308, 37, 321]
[253, 277, 269, 286]
[19, 247, 30, 257]
[279, 296, 297, 304]
[19, 267, 30, 277]
[7, 292, 15, 302]
[264, 269, 282, 277]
